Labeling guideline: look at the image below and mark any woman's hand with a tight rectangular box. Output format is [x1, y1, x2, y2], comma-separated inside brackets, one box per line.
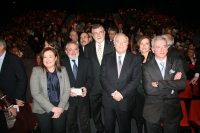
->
[51, 107, 63, 118]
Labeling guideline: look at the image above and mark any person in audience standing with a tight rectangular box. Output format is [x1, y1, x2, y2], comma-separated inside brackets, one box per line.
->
[142, 35, 187, 133]
[63, 42, 94, 133]
[100, 33, 141, 133]
[84, 24, 114, 133]
[30, 47, 70, 133]
[132, 36, 153, 133]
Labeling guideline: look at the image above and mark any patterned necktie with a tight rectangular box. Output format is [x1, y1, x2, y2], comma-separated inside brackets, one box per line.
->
[97, 44, 102, 65]
[160, 62, 164, 79]
[72, 60, 78, 79]
[118, 56, 122, 78]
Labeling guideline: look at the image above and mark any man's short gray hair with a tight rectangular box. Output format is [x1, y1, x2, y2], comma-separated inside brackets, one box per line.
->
[0, 38, 7, 50]
[161, 34, 174, 47]
[151, 35, 167, 47]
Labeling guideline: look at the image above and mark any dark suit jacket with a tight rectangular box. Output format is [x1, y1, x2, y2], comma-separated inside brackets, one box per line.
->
[167, 46, 190, 73]
[100, 52, 141, 111]
[62, 56, 94, 107]
[194, 48, 200, 73]
[142, 57, 187, 123]
[0, 52, 27, 102]
[79, 44, 85, 57]
[84, 40, 114, 94]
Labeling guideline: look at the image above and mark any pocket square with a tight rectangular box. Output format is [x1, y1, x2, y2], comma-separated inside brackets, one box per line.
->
[169, 69, 175, 74]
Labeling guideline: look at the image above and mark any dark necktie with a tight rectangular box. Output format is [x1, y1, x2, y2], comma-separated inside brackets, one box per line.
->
[72, 60, 78, 79]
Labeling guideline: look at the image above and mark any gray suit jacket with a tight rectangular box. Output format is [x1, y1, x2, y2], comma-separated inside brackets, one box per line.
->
[30, 66, 70, 114]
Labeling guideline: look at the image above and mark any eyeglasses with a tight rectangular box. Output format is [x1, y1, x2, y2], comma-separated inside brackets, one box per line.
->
[92, 31, 104, 36]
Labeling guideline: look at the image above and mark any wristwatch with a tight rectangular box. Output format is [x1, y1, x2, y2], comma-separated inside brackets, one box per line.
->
[156, 82, 159, 87]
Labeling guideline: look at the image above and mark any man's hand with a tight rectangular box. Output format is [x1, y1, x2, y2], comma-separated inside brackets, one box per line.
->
[112, 91, 123, 101]
[152, 82, 158, 87]
[16, 100, 24, 106]
[81, 87, 87, 97]
[8, 107, 17, 116]
[70, 87, 77, 97]
[174, 72, 182, 80]
[190, 76, 199, 85]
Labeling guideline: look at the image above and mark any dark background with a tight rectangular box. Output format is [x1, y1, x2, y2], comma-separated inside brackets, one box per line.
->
[0, 0, 199, 27]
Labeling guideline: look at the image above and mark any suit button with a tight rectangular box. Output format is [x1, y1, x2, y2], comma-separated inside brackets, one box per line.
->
[117, 83, 119, 85]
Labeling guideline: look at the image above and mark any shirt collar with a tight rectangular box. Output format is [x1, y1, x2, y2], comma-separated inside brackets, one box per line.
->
[0, 51, 6, 59]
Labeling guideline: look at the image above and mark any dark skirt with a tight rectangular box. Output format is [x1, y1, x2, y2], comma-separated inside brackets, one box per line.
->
[132, 90, 145, 122]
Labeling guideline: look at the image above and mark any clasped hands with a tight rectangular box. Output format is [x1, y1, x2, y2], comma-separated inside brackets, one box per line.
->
[51, 107, 63, 118]
[111, 91, 123, 101]
[70, 87, 87, 97]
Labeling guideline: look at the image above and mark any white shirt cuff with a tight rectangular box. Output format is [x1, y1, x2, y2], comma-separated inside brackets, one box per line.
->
[195, 73, 199, 77]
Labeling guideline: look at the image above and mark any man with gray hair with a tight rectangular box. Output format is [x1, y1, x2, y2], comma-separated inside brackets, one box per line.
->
[143, 35, 187, 133]
[161, 34, 189, 73]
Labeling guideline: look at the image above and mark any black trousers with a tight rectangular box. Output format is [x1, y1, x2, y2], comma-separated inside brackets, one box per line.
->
[104, 107, 132, 133]
[89, 93, 104, 132]
[35, 110, 67, 133]
[0, 110, 8, 133]
[146, 118, 180, 133]
[67, 104, 90, 133]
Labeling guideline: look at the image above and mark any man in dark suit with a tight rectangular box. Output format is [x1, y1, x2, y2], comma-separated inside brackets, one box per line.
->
[84, 24, 114, 133]
[162, 34, 190, 73]
[63, 42, 94, 133]
[79, 32, 90, 56]
[0, 38, 27, 132]
[142, 36, 187, 133]
[100, 33, 141, 133]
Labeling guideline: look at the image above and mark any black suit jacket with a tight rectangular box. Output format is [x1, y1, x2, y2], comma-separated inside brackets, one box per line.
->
[194, 48, 200, 73]
[79, 45, 85, 57]
[0, 52, 27, 102]
[142, 57, 187, 123]
[84, 40, 114, 94]
[167, 46, 190, 73]
[100, 52, 141, 111]
[62, 56, 94, 107]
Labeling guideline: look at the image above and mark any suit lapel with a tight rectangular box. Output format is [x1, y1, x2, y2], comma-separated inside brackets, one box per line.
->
[41, 70, 48, 97]
[57, 70, 63, 94]
[92, 42, 100, 65]
[0, 52, 9, 76]
[118, 53, 129, 79]
[164, 58, 172, 80]
[103, 41, 109, 56]
[65, 57, 76, 82]
[111, 52, 118, 79]
[76, 56, 82, 81]
[151, 58, 163, 80]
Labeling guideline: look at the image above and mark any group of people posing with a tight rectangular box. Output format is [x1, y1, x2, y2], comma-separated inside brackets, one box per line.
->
[1, 23, 199, 133]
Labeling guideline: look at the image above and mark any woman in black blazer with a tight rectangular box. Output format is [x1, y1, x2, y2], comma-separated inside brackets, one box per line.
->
[132, 36, 154, 133]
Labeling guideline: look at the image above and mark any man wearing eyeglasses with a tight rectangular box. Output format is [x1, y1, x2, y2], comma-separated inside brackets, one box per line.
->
[84, 24, 114, 133]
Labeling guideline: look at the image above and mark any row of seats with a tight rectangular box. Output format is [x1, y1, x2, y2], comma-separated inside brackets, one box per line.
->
[179, 80, 200, 98]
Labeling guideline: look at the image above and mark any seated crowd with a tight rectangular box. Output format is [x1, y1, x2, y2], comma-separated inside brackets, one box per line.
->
[0, 7, 200, 133]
